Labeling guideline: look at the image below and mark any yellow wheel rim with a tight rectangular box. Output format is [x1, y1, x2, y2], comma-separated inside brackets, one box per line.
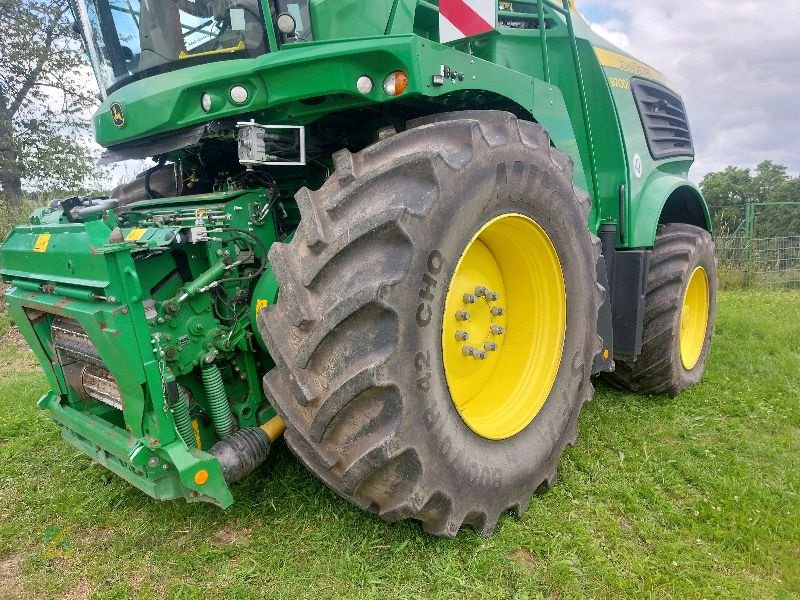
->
[680, 266, 710, 370]
[442, 214, 567, 440]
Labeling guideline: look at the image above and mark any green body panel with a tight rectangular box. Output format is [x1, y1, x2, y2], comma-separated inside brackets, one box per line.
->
[0, 0, 709, 507]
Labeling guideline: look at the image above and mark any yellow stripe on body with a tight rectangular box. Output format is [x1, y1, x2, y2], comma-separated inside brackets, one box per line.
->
[594, 47, 676, 91]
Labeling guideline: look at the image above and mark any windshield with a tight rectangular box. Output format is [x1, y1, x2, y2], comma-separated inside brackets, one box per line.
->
[74, 0, 268, 94]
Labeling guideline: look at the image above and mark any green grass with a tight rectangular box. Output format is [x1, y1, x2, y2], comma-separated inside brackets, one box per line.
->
[1, 290, 798, 599]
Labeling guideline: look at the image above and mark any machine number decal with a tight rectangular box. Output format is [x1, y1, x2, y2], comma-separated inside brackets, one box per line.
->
[608, 76, 630, 91]
[125, 228, 147, 241]
[33, 234, 51, 253]
[255, 299, 269, 315]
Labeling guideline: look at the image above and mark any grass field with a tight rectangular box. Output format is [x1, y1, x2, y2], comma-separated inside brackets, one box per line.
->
[1, 289, 798, 599]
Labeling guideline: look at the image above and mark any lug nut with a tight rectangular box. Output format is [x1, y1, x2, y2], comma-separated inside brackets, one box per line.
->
[463, 293, 478, 304]
[486, 291, 499, 301]
[484, 342, 498, 352]
[474, 350, 487, 360]
[456, 310, 471, 321]
[475, 286, 488, 297]
[491, 325, 505, 335]
[462, 346, 476, 357]
[490, 307, 505, 317]
[455, 330, 470, 342]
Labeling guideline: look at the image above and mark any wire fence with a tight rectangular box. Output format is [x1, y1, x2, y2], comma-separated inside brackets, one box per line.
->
[712, 201, 800, 289]
[716, 235, 800, 288]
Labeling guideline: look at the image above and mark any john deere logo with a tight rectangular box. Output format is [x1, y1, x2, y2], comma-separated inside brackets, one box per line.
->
[110, 103, 125, 128]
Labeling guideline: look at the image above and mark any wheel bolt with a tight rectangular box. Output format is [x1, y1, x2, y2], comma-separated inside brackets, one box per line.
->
[486, 291, 499, 301]
[475, 286, 488, 297]
[463, 293, 478, 304]
[484, 342, 498, 352]
[490, 307, 505, 316]
[456, 310, 471, 321]
[491, 325, 505, 335]
[474, 350, 487, 360]
[462, 345, 476, 357]
[455, 330, 470, 342]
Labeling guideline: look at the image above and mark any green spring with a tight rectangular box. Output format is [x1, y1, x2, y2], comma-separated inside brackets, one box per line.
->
[171, 385, 197, 449]
[202, 364, 234, 439]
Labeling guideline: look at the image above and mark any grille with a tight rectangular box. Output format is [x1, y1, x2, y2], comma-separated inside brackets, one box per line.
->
[631, 78, 695, 160]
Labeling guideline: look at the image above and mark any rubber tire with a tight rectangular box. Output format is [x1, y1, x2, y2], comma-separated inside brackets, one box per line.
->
[258, 111, 603, 537]
[606, 223, 717, 396]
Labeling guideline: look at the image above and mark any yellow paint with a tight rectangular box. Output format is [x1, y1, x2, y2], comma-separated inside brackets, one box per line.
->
[191, 419, 202, 449]
[680, 267, 710, 370]
[442, 214, 567, 440]
[33, 233, 51, 253]
[179, 41, 245, 60]
[594, 47, 676, 90]
[194, 469, 209, 486]
[255, 299, 269, 315]
[125, 228, 147, 242]
[260, 416, 286, 442]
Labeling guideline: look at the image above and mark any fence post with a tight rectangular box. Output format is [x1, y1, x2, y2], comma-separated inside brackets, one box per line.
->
[744, 202, 754, 286]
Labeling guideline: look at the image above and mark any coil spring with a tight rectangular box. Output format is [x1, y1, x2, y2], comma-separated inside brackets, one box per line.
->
[202, 364, 234, 439]
[171, 386, 197, 449]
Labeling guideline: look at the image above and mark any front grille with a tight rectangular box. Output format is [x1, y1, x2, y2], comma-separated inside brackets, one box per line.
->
[631, 78, 695, 160]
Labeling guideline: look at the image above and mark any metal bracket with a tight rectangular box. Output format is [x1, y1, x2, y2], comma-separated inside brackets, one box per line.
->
[236, 121, 306, 167]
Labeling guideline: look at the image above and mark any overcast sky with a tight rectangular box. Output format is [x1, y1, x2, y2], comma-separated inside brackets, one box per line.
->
[578, 0, 800, 182]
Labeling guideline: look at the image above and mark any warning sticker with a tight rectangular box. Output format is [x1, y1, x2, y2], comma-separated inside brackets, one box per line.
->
[255, 299, 269, 315]
[125, 228, 148, 242]
[33, 234, 51, 253]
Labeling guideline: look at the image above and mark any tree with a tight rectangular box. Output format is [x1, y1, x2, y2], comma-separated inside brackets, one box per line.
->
[700, 161, 800, 238]
[0, 0, 98, 206]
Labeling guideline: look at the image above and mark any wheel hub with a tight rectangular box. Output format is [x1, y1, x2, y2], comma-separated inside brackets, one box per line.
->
[680, 266, 710, 370]
[442, 214, 567, 440]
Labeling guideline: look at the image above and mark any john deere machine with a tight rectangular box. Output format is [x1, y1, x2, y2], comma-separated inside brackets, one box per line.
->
[0, 0, 717, 536]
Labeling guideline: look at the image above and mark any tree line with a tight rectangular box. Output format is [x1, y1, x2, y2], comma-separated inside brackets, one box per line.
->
[701, 161, 800, 238]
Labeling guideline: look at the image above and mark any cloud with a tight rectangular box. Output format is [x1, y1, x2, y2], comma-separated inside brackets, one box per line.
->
[579, 0, 800, 181]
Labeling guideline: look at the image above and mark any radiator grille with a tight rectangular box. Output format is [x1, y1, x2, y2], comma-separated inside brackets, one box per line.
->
[631, 78, 695, 160]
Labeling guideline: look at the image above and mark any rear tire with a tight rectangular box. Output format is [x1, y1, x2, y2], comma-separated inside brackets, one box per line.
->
[607, 223, 717, 396]
[258, 111, 603, 537]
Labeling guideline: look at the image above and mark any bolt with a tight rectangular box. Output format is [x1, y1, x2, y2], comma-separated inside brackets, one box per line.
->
[491, 307, 505, 317]
[484, 342, 498, 352]
[474, 350, 487, 360]
[486, 291, 499, 301]
[491, 325, 505, 335]
[475, 286, 488, 297]
[147, 456, 159, 468]
[462, 345, 476, 357]
[162, 463, 169, 470]
[456, 310, 471, 321]
[108, 296, 117, 303]
[463, 293, 478, 304]
[455, 330, 470, 342]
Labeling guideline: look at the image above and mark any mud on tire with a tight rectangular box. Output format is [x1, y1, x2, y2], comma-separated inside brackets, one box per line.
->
[258, 111, 603, 537]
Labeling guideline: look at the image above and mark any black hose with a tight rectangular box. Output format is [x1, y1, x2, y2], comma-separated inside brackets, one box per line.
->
[144, 156, 167, 200]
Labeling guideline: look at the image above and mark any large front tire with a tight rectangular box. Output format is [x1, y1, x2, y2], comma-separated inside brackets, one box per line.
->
[258, 112, 602, 537]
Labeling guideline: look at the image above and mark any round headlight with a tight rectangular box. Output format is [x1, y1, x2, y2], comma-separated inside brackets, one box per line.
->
[383, 71, 409, 97]
[277, 13, 296, 35]
[356, 75, 374, 95]
[230, 85, 249, 104]
[201, 92, 212, 112]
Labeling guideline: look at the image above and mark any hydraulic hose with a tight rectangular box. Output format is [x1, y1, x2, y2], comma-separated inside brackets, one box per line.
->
[171, 385, 197, 449]
[202, 364, 235, 439]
